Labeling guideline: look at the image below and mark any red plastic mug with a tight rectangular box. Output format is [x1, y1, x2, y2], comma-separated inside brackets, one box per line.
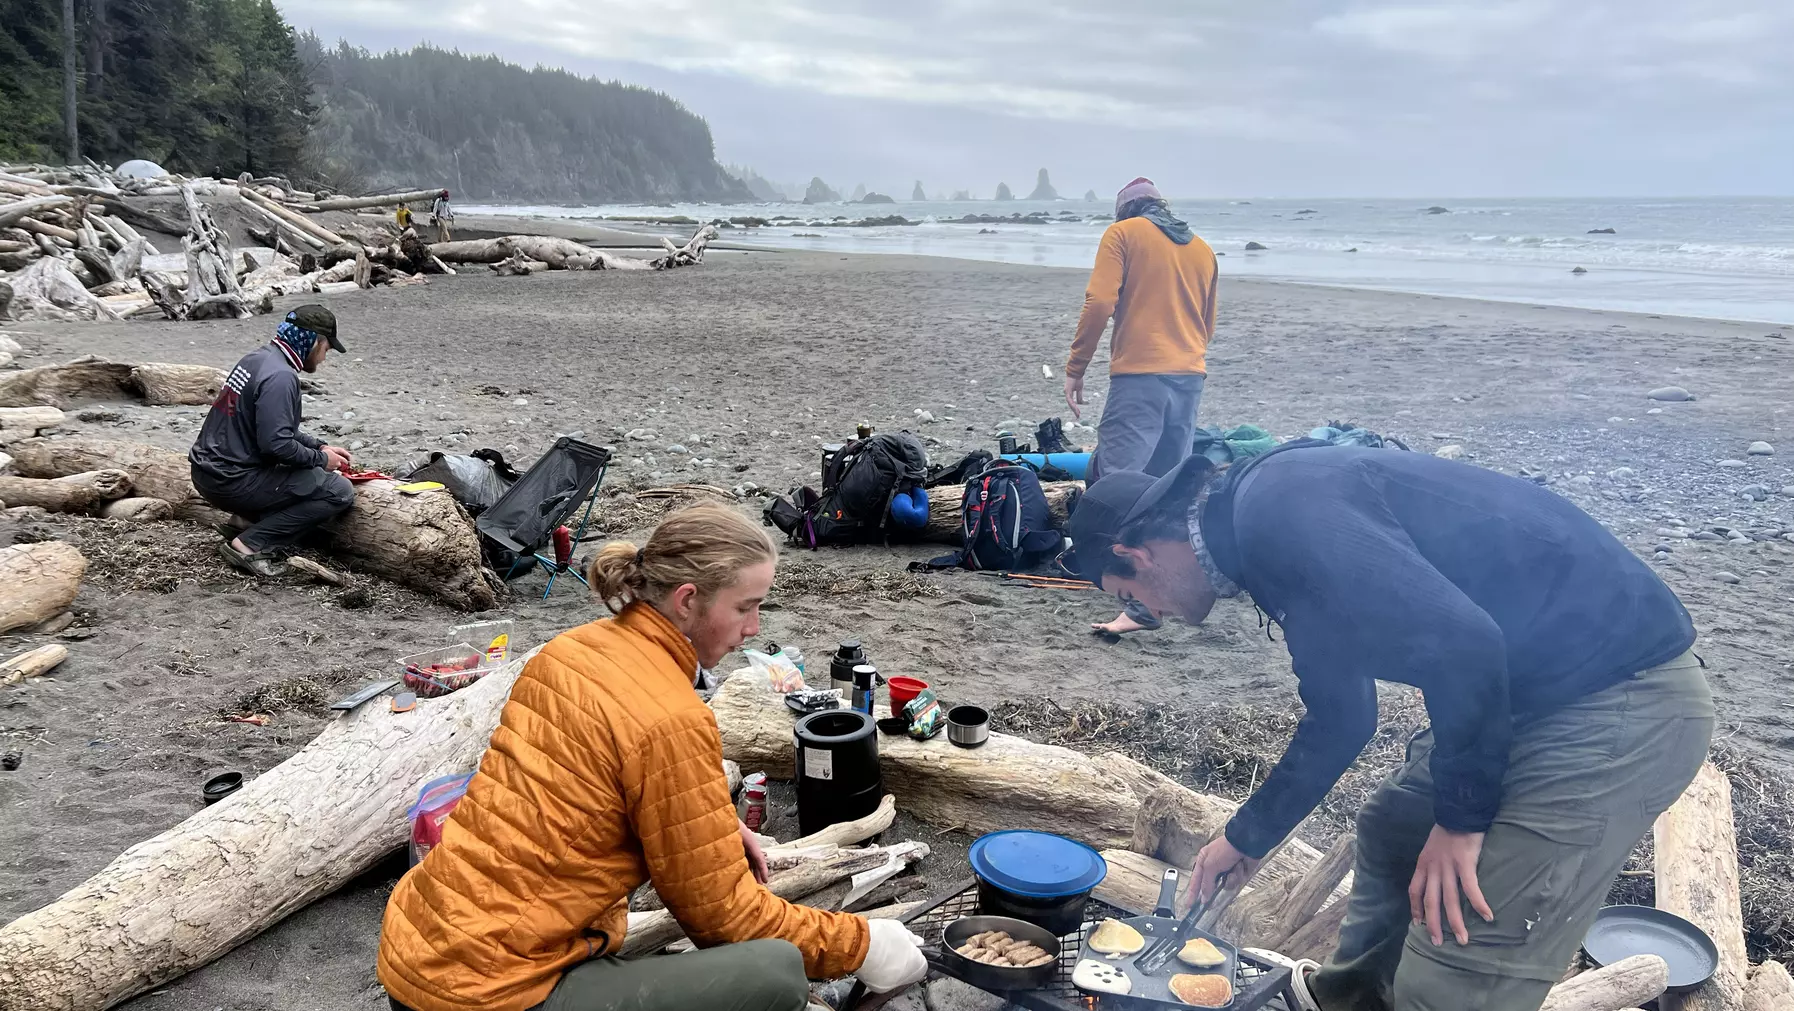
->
[888, 676, 929, 717]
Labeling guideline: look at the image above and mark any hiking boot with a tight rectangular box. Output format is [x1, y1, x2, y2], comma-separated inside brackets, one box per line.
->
[217, 539, 291, 578]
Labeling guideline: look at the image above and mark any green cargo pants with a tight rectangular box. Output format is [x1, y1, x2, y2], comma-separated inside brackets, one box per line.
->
[1308, 650, 1714, 1011]
[536, 939, 810, 1011]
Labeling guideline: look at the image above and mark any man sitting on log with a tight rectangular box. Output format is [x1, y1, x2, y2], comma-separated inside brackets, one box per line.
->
[189, 304, 354, 577]
[1065, 443, 1715, 1011]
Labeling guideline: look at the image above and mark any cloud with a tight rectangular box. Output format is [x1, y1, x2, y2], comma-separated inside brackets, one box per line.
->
[277, 0, 1794, 196]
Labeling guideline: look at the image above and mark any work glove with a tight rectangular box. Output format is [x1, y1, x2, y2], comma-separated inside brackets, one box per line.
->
[856, 919, 928, 993]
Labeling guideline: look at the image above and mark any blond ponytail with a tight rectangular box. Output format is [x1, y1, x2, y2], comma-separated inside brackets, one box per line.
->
[587, 503, 777, 614]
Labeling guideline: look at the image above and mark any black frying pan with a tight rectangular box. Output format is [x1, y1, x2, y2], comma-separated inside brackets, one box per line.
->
[1583, 905, 1719, 992]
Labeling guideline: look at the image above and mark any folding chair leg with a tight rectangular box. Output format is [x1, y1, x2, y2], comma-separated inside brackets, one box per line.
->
[542, 483, 604, 601]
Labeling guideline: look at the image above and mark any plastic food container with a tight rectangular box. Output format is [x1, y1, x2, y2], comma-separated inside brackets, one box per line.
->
[451, 620, 516, 667]
[887, 676, 929, 716]
[399, 643, 488, 698]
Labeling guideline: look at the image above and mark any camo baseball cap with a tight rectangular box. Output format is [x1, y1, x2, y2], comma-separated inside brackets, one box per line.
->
[286, 304, 344, 352]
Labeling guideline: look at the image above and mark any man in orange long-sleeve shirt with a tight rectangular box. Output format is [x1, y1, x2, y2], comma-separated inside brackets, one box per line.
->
[1065, 176, 1217, 635]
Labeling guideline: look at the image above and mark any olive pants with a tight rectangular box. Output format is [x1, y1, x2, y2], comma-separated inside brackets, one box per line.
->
[1308, 650, 1714, 1011]
[389, 939, 809, 1011]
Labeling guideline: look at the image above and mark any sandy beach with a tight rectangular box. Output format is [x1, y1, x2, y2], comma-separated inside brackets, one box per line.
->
[2, 248, 1792, 1009]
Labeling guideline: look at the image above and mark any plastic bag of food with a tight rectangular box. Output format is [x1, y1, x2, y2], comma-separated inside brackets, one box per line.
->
[407, 770, 474, 866]
[744, 648, 805, 693]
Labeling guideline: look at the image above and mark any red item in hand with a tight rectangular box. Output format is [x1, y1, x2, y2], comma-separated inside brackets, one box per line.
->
[343, 469, 397, 483]
[553, 525, 573, 566]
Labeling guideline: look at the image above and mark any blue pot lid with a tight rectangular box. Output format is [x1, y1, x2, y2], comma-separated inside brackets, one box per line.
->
[969, 830, 1108, 898]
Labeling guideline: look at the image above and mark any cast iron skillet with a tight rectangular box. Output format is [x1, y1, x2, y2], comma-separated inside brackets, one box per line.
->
[1583, 904, 1718, 992]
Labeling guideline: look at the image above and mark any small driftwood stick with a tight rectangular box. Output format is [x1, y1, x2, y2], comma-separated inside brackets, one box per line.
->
[2, 644, 69, 686]
[1540, 954, 1670, 1011]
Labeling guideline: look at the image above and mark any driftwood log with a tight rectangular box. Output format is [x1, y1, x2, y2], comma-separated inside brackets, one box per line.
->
[713, 671, 1138, 848]
[0, 257, 117, 323]
[1, 644, 69, 686]
[1657, 762, 1748, 1011]
[1266, 832, 1356, 949]
[0, 406, 64, 445]
[0, 357, 224, 409]
[238, 188, 345, 248]
[0, 541, 86, 635]
[0, 470, 131, 513]
[430, 235, 648, 271]
[923, 480, 1079, 544]
[5, 437, 218, 520]
[322, 480, 499, 611]
[290, 188, 443, 213]
[11, 440, 496, 609]
[0, 647, 542, 1011]
[1743, 962, 1794, 1011]
[652, 225, 717, 269]
[1540, 955, 1670, 1011]
[99, 496, 173, 522]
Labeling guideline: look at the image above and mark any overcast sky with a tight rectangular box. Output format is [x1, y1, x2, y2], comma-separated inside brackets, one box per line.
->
[278, 0, 1794, 199]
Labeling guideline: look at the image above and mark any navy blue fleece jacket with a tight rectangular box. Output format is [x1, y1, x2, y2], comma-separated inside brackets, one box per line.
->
[1199, 445, 1696, 858]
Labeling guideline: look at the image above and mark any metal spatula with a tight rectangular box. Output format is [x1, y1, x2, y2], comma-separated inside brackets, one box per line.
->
[1136, 870, 1230, 975]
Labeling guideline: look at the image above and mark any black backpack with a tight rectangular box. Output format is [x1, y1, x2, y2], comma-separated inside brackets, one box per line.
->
[950, 460, 1063, 570]
[764, 433, 929, 547]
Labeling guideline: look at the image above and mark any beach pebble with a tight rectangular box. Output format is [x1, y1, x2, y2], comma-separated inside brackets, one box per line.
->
[1647, 408, 1663, 415]
[1646, 386, 1694, 402]
[1434, 444, 1466, 460]
[1607, 416, 1624, 423]
[1608, 467, 1635, 480]
[1689, 531, 1723, 541]
[1717, 460, 1747, 469]
[1740, 485, 1771, 502]
[1570, 475, 1593, 486]
[666, 444, 688, 454]
[349, 440, 366, 451]
[1657, 528, 1686, 538]
[1713, 571, 1742, 584]
[626, 428, 655, 441]
[915, 410, 936, 423]
[1429, 432, 1452, 440]
[1747, 441, 1774, 456]
[341, 410, 356, 420]
[1783, 486, 1794, 497]
[1655, 543, 1675, 554]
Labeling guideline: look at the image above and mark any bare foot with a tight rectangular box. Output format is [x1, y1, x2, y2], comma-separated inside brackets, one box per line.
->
[230, 536, 254, 555]
[1091, 611, 1152, 635]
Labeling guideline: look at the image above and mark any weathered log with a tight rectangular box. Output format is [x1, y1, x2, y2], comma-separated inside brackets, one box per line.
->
[713, 671, 1139, 848]
[99, 497, 173, 523]
[0, 250, 41, 271]
[1280, 891, 1350, 963]
[1657, 763, 1748, 1011]
[489, 251, 538, 276]
[1, 644, 69, 686]
[652, 224, 717, 270]
[0, 645, 542, 1011]
[1743, 961, 1794, 1011]
[1267, 832, 1356, 949]
[290, 188, 444, 213]
[6, 437, 219, 520]
[923, 481, 1080, 544]
[95, 198, 186, 237]
[0, 406, 64, 445]
[431, 235, 648, 271]
[17, 218, 80, 245]
[0, 541, 86, 635]
[238, 187, 345, 247]
[0, 470, 131, 513]
[286, 555, 347, 585]
[1095, 850, 1189, 917]
[766, 795, 896, 854]
[0, 196, 71, 229]
[0, 357, 224, 409]
[180, 182, 237, 303]
[236, 196, 324, 251]
[1540, 955, 1670, 1011]
[321, 479, 499, 611]
[0, 257, 118, 323]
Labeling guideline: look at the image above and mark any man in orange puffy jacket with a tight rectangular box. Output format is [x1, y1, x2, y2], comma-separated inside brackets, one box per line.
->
[378, 505, 927, 1011]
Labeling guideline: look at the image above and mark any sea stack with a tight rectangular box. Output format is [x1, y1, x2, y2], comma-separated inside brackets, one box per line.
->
[1084, 189, 1097, 201]
[1026, 168, 1059, 201]
[994, 182, 1014, 201]
[912, 181, 926, 201]
[803, 177, 840, 203]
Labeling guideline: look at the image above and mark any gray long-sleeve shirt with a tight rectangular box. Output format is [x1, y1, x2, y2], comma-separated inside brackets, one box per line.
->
[189, 343, 327, 477]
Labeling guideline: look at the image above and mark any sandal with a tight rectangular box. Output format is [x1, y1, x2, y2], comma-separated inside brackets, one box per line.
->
[217, 539, 292, 578]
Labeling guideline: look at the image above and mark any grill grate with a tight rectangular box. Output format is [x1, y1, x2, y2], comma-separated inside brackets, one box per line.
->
[902, 878, 1295, 1011]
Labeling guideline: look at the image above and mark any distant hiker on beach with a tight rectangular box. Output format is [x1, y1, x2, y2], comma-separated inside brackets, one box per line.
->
[1065, 446, 1713, 1011]
[1064, 176, 1218, 637]
[188, 305, 353, 578]
[396, 203, 414, 232]
[378, 505, 928, 1011]
[431, 189, 454, 242]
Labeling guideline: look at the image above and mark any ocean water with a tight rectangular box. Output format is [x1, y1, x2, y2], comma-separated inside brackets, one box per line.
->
[464, 196, 1794, 324]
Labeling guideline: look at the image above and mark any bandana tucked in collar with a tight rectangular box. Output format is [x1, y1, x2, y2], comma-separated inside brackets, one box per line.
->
[1188, 490, 1242, 598]
[273, 320, 319, 369]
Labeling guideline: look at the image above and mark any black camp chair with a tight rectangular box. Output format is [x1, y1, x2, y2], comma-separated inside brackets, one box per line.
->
[476, 437, 611, 600]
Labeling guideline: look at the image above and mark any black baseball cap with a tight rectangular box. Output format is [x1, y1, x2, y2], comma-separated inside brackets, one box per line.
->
[1065, 454, 1215, 585]
[286, 304, 344, 353]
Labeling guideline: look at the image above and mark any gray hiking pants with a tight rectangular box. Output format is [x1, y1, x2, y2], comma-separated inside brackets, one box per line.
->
[1308, 649, 1714, 1011]
[191, 463, 355, 553]
[537, 939, 810, 1011]
[1087, 372, 1205, 485]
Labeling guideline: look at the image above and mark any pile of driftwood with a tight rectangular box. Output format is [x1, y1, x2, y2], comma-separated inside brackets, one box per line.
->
[0, 162, 720, 325]
[4, 648, 1786, 1011]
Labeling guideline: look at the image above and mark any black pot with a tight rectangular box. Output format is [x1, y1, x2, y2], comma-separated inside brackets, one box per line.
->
[203, 771, 243, 805]
[974, 878, 1091, 936]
